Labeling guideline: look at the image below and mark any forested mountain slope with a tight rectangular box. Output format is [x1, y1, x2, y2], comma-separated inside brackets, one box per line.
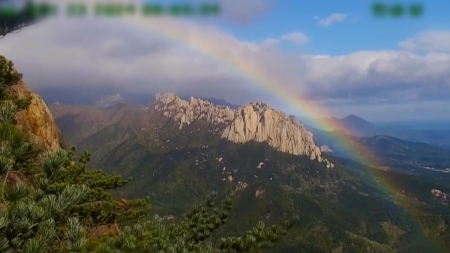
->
[49, 93, 450, 253]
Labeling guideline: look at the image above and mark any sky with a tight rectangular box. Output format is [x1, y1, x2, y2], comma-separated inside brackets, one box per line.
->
[0, 0, 449, 121]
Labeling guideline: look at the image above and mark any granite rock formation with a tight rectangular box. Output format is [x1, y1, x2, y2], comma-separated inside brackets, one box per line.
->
[154, 93, 235, 127]
[320, 145, 333, 153]
[431, 189, 449, 203]
[8, 80, 65, 151]
[154, 93, 334, 168]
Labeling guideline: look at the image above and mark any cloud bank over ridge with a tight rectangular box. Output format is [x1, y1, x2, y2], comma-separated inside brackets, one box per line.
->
[0, 0, 449, 120]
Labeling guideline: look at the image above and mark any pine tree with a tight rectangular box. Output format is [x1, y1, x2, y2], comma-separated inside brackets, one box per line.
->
[39, 147, 150, 230]
[0, 99, 88, 253]
[94, 191, 295, 253]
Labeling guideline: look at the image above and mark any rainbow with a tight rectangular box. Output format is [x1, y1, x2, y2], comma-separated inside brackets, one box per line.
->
[86, 11, 438, 248]
[120, 16, 417, 203]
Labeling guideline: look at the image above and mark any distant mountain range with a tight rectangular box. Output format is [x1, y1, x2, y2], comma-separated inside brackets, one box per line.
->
[311, 129, 450, 176]
[36, 85, 239, 109]
[299, 115, 450, 174]
[36, 85, 152, 106]
[299, 115, 450, 150]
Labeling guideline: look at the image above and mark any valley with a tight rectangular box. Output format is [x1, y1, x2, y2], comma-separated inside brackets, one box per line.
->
[310, 129, 450, 179]
[48, 93, 450, 253]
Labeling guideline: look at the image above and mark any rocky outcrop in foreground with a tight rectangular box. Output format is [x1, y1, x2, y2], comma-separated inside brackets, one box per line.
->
[8, 80, 65, 151]
[154, 93, 334, 168]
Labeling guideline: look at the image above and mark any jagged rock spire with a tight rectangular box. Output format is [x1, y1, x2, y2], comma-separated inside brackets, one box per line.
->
[154, 93, 334, 168]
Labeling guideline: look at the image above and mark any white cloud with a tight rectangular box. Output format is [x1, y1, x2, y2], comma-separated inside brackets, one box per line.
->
[399, 31, 450, 53]
[318, 13, 347, 27]
[260, 32, 310, 47]
[0, 10, 449, 120]
[280, 32, 310, 44]
[261, 38, 280, 47]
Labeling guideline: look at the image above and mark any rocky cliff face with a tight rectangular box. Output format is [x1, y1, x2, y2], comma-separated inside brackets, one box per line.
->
[154, 93, 235, 127]
[154, 93, 334, 168]
[8, 80, 65, 151]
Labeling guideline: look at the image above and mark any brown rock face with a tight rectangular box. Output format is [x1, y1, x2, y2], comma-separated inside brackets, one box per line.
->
[155, 93, 335, 169]
[90, 224, 120, 237]
[8, 80, 65, 151]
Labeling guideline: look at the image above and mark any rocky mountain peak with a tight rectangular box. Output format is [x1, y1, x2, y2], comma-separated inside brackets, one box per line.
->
[248, 101, 269, 108]
[154, 93, 334, 168]
[154, 93, 235, 128]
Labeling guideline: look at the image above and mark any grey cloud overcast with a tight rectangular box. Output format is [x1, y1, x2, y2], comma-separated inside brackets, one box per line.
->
[0, 1, 449, 120]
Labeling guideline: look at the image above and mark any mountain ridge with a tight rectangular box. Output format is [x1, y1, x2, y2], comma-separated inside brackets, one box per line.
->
[37, 85, 241, 109]
[154, 93, 334, 168]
